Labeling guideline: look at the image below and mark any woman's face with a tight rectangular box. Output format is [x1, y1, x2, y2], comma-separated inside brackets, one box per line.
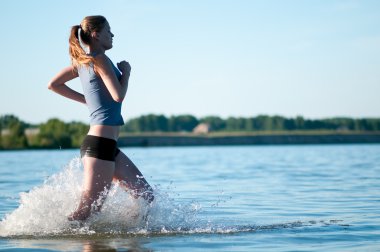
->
[96, 21, 114, 50]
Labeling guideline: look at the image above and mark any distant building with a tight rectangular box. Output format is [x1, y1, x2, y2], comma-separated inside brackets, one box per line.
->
[1, 129, 10, 136]
[193, 123, 211, 134]
[25, 128, 40, 136]
[1, 128, 40, 136]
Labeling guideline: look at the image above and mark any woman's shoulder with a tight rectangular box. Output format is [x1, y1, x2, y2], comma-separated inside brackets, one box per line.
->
[92, 54, 117, 76]
[92, 53, 112, 66]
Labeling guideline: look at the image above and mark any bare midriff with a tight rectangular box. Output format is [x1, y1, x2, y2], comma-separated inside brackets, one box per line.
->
[87, 125, 120, 141]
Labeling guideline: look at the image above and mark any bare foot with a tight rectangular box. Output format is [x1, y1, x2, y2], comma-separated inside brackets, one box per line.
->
[68, 207, 91, 221]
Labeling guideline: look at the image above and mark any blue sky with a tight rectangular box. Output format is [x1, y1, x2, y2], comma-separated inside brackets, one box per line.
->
[1, 0, 379, 124]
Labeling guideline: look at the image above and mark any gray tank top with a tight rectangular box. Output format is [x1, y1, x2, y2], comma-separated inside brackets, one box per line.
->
[77, 56, 124, 126]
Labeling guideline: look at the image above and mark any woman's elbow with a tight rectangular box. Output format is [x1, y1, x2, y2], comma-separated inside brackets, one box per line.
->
[47, 81, 54, 90]
[113, 96, 124, 103]
[47, 81, 61, 91]
[111, 93, 125, 103]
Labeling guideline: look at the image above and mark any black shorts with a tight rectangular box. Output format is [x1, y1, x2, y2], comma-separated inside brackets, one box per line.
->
[80, 135, 120, 161]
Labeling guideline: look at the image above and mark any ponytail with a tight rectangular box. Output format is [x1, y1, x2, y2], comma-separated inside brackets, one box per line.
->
[68, 25, 93, 68]
[68, 16, 107, 67]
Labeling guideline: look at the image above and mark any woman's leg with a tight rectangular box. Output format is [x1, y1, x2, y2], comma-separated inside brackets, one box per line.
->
[113, 150, 154, 203]
[69, 157, 115, 221]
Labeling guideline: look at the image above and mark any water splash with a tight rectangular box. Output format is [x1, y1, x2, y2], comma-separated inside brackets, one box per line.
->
[0, 158, 203, 237]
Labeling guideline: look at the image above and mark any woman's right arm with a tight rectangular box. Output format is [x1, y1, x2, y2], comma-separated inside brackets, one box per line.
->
[48, 66, 86, 104]
[94, 54, 130, 103]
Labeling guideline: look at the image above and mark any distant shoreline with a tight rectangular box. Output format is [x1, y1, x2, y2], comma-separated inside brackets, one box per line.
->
[118, 132, 380, 147]
[2, 114, 380, 150]
[1, 132, 380, 151]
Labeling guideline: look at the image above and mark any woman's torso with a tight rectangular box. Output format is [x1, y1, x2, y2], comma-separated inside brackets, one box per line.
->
[87, 125, 120, 140]
[77, 55, 124, 140]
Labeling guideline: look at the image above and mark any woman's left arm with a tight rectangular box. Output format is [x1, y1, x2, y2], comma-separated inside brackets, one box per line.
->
[48, 66, 86, 104]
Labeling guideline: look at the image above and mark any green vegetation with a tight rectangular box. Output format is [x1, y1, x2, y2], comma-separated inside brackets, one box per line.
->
[121, 114, 380, 132]
[123, 114, 198, 132]
[0, 115, 29, 149]
[1, 113, 380, 150]
[0, 115, 88, 150]
[33, 119, 88, 149]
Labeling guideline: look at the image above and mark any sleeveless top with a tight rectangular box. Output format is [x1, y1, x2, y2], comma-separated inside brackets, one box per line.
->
[77, 56, 124, 126]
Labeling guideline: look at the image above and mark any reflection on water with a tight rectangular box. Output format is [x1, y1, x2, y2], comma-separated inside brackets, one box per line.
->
[7, 237, 150, 252]
[3, 219, 351, 252]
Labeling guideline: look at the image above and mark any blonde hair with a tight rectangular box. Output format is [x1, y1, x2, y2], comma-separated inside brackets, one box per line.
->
[69, 15, 107, 67]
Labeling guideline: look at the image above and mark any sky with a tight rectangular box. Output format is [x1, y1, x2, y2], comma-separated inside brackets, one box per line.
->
[0, 0, 379, 124]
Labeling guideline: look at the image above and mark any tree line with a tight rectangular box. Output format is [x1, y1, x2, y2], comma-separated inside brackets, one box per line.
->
[0, 115, 88, 150]
[121, 114, 380, 132]
[1, 114, 380, 149]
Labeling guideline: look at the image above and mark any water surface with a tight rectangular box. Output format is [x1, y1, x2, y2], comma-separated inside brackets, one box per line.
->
[0, 145, 379, 251]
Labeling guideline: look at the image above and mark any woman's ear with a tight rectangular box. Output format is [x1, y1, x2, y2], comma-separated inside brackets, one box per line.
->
[91, 31, 99, 40]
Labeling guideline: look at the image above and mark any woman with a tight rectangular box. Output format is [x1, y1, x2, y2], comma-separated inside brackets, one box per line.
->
[48, 15, 154, 221]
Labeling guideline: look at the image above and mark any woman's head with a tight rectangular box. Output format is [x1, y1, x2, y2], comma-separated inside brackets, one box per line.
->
[69, 15, 111, 67]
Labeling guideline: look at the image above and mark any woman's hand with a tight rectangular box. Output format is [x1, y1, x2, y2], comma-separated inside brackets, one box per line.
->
[117, 61, 131, 75]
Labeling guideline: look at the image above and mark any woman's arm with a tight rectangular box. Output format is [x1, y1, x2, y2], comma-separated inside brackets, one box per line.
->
[47, 66, 86, 104]
[94, 54, 130, 103]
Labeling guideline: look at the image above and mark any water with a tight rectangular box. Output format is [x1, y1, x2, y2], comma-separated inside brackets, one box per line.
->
[0, 144, 379, 251]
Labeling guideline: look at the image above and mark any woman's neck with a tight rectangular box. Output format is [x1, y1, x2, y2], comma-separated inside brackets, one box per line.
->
[89, 44, 105, 55]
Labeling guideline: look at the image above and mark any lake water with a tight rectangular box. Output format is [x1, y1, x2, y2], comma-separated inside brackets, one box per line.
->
[0, 144, 379, 251]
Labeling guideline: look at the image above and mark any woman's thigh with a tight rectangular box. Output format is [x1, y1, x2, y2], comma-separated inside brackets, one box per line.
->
[113, 150, 144, 186]
[114, 150, 154, 202]
[82, 156, 115, 193]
